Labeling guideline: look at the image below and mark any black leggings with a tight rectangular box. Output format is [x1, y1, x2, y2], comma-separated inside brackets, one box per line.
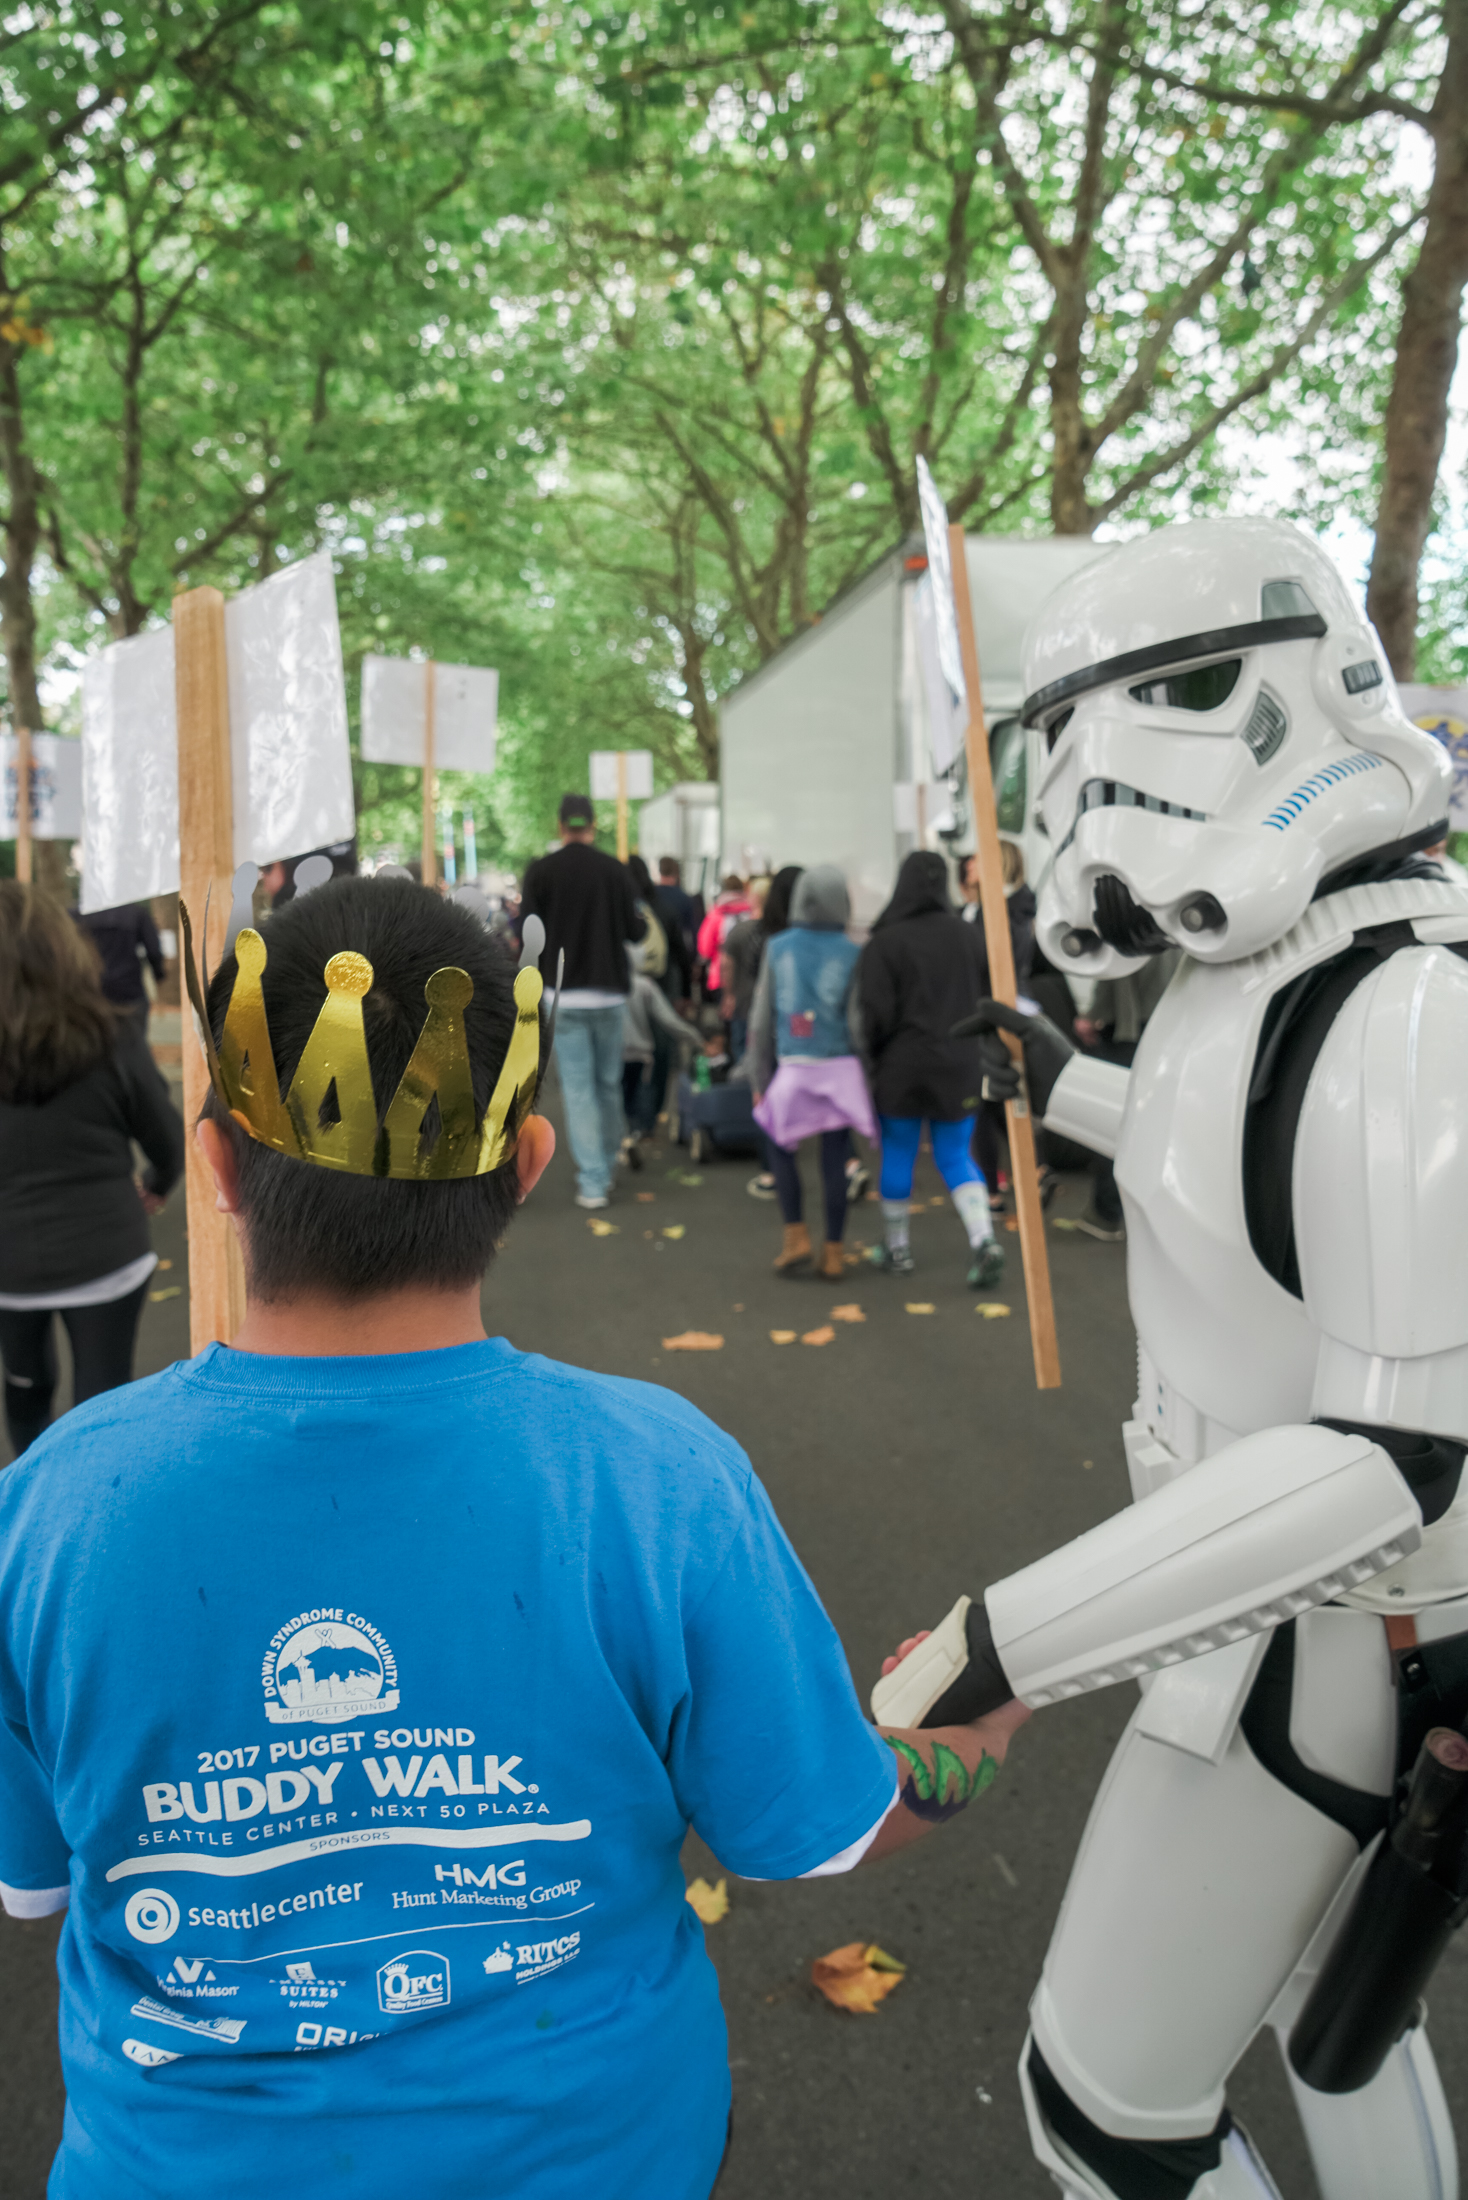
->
[0, 1282, 148, 1457]
[767, 1127, 851, 1242]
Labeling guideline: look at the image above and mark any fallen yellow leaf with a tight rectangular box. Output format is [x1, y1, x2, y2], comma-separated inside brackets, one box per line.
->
[930, 1196, 946, 1207]
[976, 1302, 1012, 1319]
[1050, 1216, 1078, 1231]
[770, 1329, 797, 1345]
[662, 1225, 686, 1240]
[149, 1286, 182, 1303]
[662, 1331, 724, 1351]
[636, 1192, 656, 1203]
[1004, 1216, 1019, 1233]
[587, 1218, 619, 1237]
[684, 1876, 729, 1924]
[811, 1941, 906, 2015]
[157, 1258, 174, 1271]
[905, 1302, 936, 1315]
[801, 1325, 836, 1346]
[830, 1303, 865, 1323]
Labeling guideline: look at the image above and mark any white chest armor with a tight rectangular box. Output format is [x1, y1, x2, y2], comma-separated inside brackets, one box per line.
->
[1101, 875, 1468, 1611]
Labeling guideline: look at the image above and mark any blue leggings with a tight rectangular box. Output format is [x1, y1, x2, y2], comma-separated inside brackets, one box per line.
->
[878, 1115, 984, 1201]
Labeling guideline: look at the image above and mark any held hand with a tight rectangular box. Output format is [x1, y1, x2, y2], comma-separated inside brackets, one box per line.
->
[138, 1184, 166, 1216]
[880, 1629, 932, 1677]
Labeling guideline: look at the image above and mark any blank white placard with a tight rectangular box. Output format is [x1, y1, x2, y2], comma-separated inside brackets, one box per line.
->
[79, 553, 355, 913]
[589, 749, 653, 801]
[360, 655, 498, 773]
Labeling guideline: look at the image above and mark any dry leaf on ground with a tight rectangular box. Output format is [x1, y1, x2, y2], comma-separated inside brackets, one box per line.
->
[636, 1192, 656, 1203]
[149, 1286, 182, 1303]
[1004, 1216, 1019, 1233]
[976, 1302, 1012, 1320]
[685, 1877, 729, 1924]
[905, 1302, 936, 1315]
[157, 1259, 173, 1271]
[662, 1331, 724, 1351]
[587, 1219, 618, 1237]
[662, 1225, 686, 1240]
[770, 1329, 797, 1345]
[830, 1304, 865, 1323]
[801, 1325, 836, 1346]
[929, 1196, 946, 1207]
[811, 1942, 906, 2015]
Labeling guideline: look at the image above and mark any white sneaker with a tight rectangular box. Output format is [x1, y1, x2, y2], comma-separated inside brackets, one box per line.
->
[574, 1193, 610, 1211]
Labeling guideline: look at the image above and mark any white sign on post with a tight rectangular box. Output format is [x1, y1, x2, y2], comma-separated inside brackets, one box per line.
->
[3, 733, 83, 839]
[360, 655, 498, 772]
[79, 551, 356, 913]
[589, 750, 653, 800]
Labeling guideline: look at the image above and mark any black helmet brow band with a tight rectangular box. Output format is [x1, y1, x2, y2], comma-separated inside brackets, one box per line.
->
[1020, 613, 1328, 730]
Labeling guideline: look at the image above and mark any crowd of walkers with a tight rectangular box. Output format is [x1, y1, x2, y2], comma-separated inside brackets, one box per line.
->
[520, 789, 1128, 1295]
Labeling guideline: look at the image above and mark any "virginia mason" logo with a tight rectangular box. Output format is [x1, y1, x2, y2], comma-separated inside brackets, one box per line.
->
[261, 1608, 399, 1726]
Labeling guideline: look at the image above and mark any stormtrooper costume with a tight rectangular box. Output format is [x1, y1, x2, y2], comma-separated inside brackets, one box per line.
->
[873, 518, 1468, 2199]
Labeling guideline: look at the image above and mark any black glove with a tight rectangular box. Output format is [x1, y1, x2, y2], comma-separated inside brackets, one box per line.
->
[951, 998, 1075, 1118]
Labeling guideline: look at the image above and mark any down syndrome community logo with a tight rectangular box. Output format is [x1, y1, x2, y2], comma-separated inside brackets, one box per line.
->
[260, 1608, 399, 1726]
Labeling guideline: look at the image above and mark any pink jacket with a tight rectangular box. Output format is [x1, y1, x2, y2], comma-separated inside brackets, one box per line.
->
[696, 896, 753, 992]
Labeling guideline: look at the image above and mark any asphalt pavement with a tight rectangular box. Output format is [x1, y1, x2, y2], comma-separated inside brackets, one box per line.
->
[5, 1099, 1468, 2198]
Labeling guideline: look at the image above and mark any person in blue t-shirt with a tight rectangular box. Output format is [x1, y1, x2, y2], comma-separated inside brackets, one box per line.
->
[0, 877, 1027, 2200]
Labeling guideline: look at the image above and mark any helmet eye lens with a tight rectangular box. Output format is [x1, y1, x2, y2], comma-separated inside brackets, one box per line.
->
[1129, 658, 1242, 713]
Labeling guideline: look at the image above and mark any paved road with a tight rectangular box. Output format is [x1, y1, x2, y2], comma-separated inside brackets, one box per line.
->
[5, 1105, 1468, 2198]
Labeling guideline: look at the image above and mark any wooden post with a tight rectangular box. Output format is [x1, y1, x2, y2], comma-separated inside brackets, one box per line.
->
[175, 586, 247, 1354]
[615, 750, 629, 863]
[420, 660, 438, 887]
[14, 726, 32, 884]
[948, 522, 1061, 1390]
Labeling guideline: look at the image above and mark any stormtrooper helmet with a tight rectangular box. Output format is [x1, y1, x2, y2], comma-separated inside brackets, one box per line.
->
[1026, 517, 1452, 975]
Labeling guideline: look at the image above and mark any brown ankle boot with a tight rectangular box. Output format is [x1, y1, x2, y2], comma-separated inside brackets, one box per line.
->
[774, 1222, 813, 1274]
[817, 1240, 845, 1281]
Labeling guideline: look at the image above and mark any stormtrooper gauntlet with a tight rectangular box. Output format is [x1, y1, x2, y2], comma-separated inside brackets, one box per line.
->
[871, 1426, 1422, 1727]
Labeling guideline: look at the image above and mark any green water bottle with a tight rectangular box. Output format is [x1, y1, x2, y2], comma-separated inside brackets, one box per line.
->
[693, 1054, 712, 1092]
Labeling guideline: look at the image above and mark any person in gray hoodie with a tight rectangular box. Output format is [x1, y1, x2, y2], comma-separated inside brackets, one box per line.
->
[748, 867, 876, 1280]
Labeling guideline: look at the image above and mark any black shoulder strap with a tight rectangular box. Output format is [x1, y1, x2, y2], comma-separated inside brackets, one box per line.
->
[1242, 920, 1465, 1297]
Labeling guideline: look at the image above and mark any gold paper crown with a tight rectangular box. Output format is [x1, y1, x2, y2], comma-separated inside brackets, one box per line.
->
[180, 902, 544, 1180]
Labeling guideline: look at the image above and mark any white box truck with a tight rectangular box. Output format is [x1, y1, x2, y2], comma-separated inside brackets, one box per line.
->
[635, 781, 722, 899]
[718, 533, 1106, 925]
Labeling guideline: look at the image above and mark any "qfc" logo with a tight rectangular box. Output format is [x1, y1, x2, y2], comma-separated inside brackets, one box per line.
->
[376, 1950, 449, 2015]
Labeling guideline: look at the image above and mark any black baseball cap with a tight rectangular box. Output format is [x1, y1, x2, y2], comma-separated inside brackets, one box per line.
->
[558, 792, 595, 828]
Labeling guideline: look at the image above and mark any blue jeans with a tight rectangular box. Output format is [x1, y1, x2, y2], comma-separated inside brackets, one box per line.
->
[555, 1005, 627, 1198]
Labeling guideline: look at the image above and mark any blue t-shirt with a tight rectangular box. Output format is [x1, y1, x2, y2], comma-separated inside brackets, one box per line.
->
[0, 1338, 895, 2199]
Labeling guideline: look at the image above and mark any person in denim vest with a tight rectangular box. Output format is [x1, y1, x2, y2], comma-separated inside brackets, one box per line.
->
[747, 867, 875, 1281]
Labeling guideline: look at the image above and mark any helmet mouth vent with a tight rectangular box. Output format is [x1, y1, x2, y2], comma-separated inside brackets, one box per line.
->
[1092, 875, 1173, 956]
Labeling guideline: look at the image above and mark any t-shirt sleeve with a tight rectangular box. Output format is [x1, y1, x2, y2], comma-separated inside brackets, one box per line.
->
[667, 1475, 897, 1879]
[0, 1713, 70, 1914]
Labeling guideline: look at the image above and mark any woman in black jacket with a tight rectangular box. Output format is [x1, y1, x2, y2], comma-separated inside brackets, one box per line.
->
[857, 851, 1003, 1290]
[0, 884, 184, 1457]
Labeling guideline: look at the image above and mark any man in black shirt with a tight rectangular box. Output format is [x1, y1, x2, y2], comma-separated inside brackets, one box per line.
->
[74, 903, 166, 1030]
[521, 794, 645, 1209]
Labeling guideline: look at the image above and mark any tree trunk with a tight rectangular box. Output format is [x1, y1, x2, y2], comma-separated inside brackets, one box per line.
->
[1366, 0, 1468, 678]
[0, 322, 74, 897]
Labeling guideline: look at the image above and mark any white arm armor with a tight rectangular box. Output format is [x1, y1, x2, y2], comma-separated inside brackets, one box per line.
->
[869, 1424, 1420, 1725]
[1038, 1052, 1130, 1161]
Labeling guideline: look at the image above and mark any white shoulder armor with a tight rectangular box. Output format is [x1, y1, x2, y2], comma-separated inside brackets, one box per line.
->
[1298, 942, 1468, 1441]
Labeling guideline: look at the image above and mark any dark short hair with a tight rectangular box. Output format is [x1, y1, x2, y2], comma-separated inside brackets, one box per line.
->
[558, 792, 594, 828]
[658, 856, 679, 877]
[204, 878, 525, 1302]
